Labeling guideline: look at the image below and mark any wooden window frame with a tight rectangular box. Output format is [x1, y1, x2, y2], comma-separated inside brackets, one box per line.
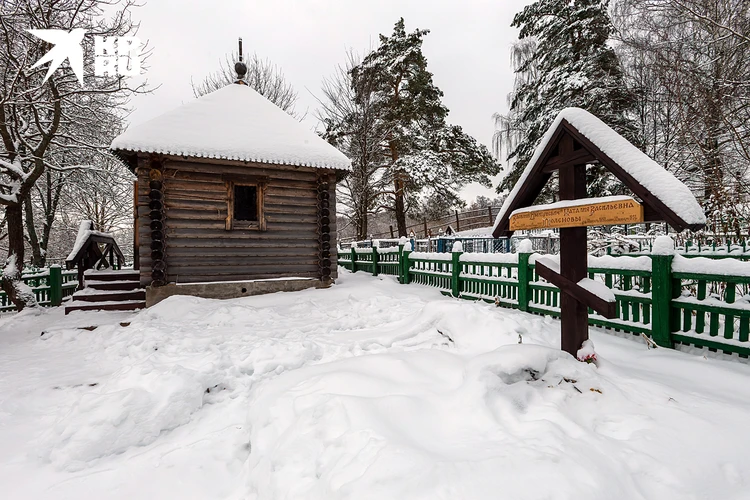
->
[226, 180, 266, 231]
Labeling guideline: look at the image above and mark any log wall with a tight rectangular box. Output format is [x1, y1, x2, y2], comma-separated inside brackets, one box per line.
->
[136, 156, 338, 286]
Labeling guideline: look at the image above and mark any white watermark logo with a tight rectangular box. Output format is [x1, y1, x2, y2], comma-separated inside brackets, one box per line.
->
[27, 29, 142, 86]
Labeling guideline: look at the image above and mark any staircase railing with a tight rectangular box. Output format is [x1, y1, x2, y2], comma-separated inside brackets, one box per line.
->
[65, 221, 125, 290]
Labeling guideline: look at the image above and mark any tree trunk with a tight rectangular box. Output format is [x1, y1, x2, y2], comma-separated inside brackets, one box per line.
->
[390, 142, 407, 237]
[394, 176, 407, 237]
[24, 194, 45, 267]
[356, 202, 368, 240]
[1, 204, 37, 311]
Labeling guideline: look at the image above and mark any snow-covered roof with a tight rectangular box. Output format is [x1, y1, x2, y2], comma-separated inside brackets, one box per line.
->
[111, 84, 351, 171]
[493, 108, 706, 236]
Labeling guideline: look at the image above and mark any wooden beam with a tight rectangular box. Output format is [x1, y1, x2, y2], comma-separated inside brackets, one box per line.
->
[557, 161, 591, 355]
[535, 258, 616, 319]
[542, 148, 597, 173]
[643, 205, 664, 223]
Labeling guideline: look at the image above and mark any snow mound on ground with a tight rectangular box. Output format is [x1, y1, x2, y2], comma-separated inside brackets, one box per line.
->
[4, 272, 750, 499]
[40, 364, 220, 470]
[244, 344, 659, 499]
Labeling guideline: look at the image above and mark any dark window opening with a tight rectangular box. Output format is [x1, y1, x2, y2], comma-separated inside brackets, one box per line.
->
[234, 185, 258, 221]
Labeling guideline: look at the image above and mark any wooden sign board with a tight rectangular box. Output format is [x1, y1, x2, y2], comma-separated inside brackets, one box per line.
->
[510, 198, 643, 231]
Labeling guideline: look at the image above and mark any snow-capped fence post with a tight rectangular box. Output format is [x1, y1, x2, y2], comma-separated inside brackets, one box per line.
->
[372, 246, 379, 277]
[351, 247, 358, 273]
[450, 241, 462, 297]
[49, 265, 62, 307]
[651, 236, 677, 348]
[517, 240, 533, 312]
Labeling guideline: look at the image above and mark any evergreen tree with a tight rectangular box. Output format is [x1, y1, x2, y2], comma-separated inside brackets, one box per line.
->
[351, 18, 499, 236]
[497, 0, 637, 196]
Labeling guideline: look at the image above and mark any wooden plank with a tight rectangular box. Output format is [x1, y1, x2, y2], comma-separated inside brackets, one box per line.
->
[164, 208, 227, 221]
[510, 198, 644, 230]
[167, 257, 320, 269]
[166, 228, 319, 238]
[558, 159, 594, 355]
[164, 198, 227, 211]
[542, 148, 597, 172]
[536, 259, 616, 318]
[166, 247, 319, 258]
[265, 195, 319, 207]
[166, 238, 319, 248]
[168, 271, 321, 283]
[161, 156, 332, 175]
[163, 178, 226, 190]
[164, 161, 321, 184]
[167, 264, 319, 276]
[266, 214, 318, 224]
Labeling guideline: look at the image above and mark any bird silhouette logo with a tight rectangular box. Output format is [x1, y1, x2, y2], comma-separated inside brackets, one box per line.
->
[27, 28, 87, 86]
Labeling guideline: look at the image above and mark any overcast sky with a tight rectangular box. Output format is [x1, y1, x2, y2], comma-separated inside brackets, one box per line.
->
[127, 0, 533, 202]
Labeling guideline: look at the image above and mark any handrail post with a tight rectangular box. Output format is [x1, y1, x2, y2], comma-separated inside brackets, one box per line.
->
[351, 247, 357, 273]
[49, 265, 62, 307]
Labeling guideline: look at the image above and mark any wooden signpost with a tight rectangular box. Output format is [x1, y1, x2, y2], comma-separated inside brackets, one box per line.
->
[510, 197, 643, 231]
[492, 108, 705, 357]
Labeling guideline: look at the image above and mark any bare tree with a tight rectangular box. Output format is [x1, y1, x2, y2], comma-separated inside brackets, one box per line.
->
[0, 0, 149, 309]
[59, 154, 133, 233]
[192, 51, 299, 116]
[316, 51, 391, 240]
[613, 0, 750, 232]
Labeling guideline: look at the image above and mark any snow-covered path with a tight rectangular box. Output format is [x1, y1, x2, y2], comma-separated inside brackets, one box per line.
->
[1, 272, 749, 499]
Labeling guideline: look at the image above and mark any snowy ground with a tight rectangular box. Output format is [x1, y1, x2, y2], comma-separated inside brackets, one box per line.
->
[1, 272, 750, 500]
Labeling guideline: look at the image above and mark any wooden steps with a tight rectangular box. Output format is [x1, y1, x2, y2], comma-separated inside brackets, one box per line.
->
[65, 270, 145, 315]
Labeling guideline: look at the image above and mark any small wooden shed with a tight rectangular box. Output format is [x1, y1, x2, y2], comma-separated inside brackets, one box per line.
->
[111, 82, 351, 306]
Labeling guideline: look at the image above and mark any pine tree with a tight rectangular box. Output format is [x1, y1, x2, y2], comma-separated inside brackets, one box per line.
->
[497, 0, 637, 196]
[351, 18, 498, 236]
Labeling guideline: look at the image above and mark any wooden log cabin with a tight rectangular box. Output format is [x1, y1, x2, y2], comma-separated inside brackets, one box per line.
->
[111, 81, 351, 306]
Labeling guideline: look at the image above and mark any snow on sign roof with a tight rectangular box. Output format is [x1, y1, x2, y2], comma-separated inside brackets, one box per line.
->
[493, 107, 706, 236]
[111, 84, 351, 171]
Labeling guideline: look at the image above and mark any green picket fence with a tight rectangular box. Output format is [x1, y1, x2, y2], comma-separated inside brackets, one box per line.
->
[0, 266, 79, 312]
[339, 245, 750, 358]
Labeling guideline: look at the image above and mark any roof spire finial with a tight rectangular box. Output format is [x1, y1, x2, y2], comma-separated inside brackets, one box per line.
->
[234, 37, 247, 85]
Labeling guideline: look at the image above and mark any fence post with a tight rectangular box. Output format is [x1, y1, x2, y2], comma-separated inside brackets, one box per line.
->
[651, 252, 675, 348]
[49, 265, 62, 307]
[351, 247, 357, 273]
[517, 251, 531, 312]
[402, 245, 412, 285]
[451, 242, 463, 297]
[397, 242, 405, 282]
[372, 246, 379, 276]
